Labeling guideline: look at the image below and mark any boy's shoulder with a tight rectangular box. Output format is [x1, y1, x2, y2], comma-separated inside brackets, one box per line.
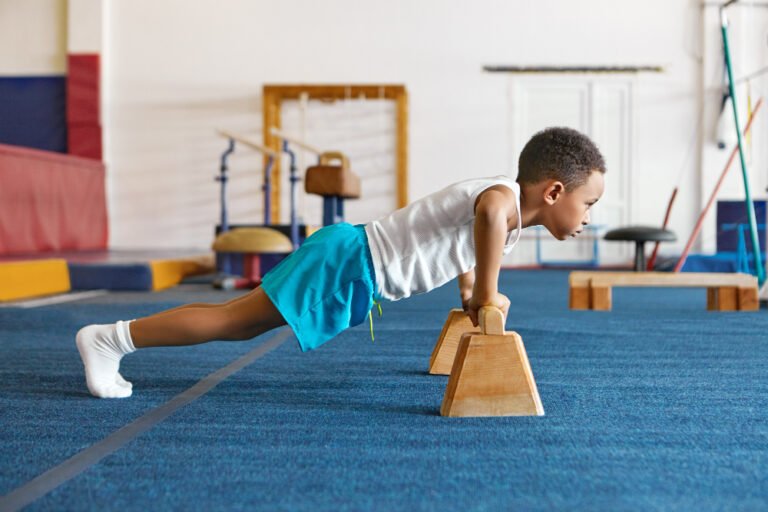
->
[464, 175, 518, 198]
[444, 175, 517, 194]
[409, 175, 518, 212]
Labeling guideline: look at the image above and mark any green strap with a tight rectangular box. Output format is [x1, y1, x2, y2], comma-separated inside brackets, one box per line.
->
[368, 301, 383, 342]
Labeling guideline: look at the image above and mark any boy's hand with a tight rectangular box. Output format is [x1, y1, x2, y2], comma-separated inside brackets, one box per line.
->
[467, 292, 510, 327]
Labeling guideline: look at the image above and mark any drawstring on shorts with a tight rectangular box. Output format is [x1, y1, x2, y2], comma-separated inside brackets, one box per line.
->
[368, 301, 383, 341]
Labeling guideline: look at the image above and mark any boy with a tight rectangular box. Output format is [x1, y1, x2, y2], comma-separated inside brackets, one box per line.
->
[77, 126, 605, 398]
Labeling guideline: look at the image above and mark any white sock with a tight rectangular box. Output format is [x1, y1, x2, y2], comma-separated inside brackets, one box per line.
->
[76, 320, 137, 398]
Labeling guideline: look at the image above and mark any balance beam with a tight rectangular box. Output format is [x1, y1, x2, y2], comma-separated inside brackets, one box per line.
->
[569, 271, 759, 312]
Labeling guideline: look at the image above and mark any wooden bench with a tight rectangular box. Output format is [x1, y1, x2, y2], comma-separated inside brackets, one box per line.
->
[569, 271, 759, 311]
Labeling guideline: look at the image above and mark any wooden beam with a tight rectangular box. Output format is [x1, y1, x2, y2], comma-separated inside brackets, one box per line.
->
[571, 271, 757, 288]
[262, 89, 281, 223]
[216, 129, 277, 157]
[263, 84, 406, 100]
[396, 89, 409, 208]
[569, 271, 759, 312]
[270, 128, 323, 155]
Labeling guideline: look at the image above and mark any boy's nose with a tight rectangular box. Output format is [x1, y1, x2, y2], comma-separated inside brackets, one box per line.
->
[583, 211, 591, 225]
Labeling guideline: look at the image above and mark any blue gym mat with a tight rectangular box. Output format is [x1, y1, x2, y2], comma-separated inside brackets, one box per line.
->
[1, 270, 767, 510]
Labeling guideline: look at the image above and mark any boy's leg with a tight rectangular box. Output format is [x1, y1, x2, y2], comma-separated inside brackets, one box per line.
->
[130, 287, 285, 347]
[76, 288, 286, 398]
[92, 294, 254, 390]
[142, 290, 255, 318]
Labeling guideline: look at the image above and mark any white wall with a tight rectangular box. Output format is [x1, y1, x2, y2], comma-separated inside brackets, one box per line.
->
[699, 3, 768, 255]
[13, 0, 766, 267]
[0, 0, 66, 75]
[101, 0, 707, 255]
[67, 0, 102, 54]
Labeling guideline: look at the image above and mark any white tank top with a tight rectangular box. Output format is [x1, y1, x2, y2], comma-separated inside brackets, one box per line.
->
[364, 175, 522, 301]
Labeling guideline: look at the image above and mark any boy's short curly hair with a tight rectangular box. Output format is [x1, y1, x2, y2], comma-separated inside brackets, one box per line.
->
[517, 127, 606, 191]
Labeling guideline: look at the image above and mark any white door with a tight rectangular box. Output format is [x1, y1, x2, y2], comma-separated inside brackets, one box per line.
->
[506, 76, 633, 267]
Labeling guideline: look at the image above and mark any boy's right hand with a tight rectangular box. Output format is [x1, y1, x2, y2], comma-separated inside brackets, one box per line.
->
[466, 292, 510, 327]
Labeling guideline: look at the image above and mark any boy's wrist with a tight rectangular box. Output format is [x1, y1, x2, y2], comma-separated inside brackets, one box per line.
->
[471, 285, 498, 304]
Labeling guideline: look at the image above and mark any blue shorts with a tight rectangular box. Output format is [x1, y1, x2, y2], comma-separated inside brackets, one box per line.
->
[261, 223, 379, 352]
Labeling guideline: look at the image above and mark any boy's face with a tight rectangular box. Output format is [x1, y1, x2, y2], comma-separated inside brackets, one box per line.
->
[544, 170, 605, 240]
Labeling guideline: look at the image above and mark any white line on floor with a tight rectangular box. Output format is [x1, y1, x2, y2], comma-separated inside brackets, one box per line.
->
[0, 290, 109, 308]
[0, 328, 292, 511]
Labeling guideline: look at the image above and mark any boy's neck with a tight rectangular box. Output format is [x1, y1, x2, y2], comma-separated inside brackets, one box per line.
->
[517, 182, 547, 229]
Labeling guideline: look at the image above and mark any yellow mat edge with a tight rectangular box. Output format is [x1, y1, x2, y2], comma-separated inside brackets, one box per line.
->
[0, 259, 71, 302]
[149, 254, 216, 291]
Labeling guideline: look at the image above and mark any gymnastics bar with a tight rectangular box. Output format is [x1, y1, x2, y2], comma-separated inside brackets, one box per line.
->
[216, 130, 278, 157]
[269, 128, 323, 156]
[569, 271, 759, 311]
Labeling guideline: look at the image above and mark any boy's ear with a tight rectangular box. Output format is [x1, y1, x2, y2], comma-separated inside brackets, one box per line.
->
[543, 181, 565, 205]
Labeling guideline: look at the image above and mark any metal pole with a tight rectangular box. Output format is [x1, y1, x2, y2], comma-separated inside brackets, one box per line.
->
[282, 140, 300, 249]
[217, 138, 236, 233]
[263, 155, 273, 225]
[720, 5, 765, 283]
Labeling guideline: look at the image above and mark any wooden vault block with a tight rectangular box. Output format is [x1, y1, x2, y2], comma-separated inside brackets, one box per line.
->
[569, 271, 759, 312]
[428, 308, 478, 375]
[441, 306, 544, 417]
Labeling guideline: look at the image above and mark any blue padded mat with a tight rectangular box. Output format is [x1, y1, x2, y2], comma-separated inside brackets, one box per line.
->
[1, 271, 767, 511]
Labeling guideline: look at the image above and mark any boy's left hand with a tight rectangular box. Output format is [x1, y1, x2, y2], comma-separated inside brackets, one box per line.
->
[466, 292, 510, 327]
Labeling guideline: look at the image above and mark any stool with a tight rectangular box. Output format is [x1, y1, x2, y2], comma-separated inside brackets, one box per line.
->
[305, 151, 361, 226]
[212, 227, 293, 288]
[604, 226, 676, 271]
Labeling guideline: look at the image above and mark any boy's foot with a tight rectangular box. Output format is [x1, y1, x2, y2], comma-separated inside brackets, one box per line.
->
[115, 373, 132, 389]
[76, 323, 135, 398]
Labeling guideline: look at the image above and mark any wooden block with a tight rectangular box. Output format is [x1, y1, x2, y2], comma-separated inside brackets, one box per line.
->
[575, 271, 757, 288]
[429, 309, 478, 375]
[738, 286, 759, 311]
[441, 307, 544, 417]
[714, 286, 739, 311]
[569, 286, 590, 310]
[591, 285, 612, 311]
[572, 271, 758, 313]
[707, 287, 717, 311]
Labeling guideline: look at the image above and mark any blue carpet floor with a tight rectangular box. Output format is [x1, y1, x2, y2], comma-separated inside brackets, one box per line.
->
[1, 270, 768, 511]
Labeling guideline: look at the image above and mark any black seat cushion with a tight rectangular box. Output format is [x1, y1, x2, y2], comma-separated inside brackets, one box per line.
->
[604, 226, 677, 243]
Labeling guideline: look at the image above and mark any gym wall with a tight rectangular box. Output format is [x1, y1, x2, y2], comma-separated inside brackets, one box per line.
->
[99, 0, 702, 257]
[0, 0, 67, 152]
[7, 0, 766, 267]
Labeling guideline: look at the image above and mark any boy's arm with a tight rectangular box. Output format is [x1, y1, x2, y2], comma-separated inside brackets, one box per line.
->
[468, 186, 515, 325]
